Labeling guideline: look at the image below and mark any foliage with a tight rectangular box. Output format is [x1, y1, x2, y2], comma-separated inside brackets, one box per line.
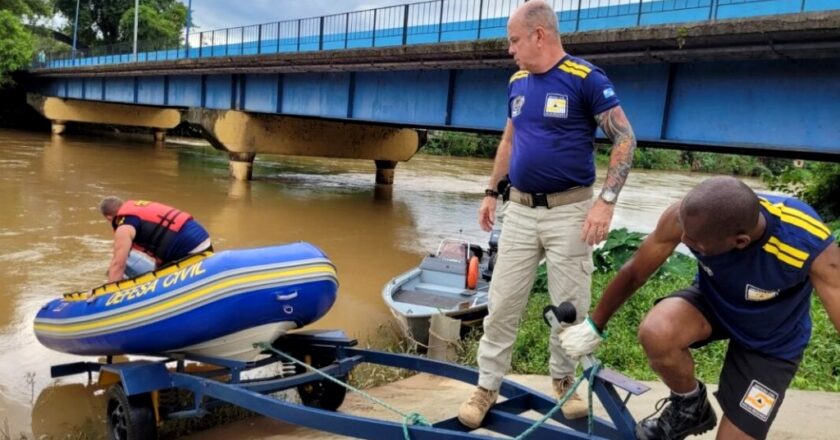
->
[422, 131, 499, 158]
[0, 0, 49, 18]
[53, 0, 188, 47]
[118, 2, 187, 47]
[0, 10, 34, 88]
[593, 228, 696, 280]
[765, 162, 840, 222]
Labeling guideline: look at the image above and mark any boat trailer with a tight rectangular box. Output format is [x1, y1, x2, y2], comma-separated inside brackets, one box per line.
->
[50, 328, 650, 440]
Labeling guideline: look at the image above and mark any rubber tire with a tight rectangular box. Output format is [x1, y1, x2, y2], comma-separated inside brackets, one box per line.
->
[107, 385, 157, 440]
[295, 355, 348, 411]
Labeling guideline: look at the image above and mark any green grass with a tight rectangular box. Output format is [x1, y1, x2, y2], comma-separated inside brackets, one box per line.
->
[459, 268, 840, 392]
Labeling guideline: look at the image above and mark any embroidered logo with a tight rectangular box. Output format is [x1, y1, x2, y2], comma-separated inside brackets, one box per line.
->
[511, 95, 525, 118]
[603, 87, 616, 99]
[543, 94, 568, 118]
[740, 380, 778, 422]
[745, 284, 779, 301]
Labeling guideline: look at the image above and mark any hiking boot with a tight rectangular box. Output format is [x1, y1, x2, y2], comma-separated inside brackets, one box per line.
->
[553, 376, 588, 420]
[458, 386, 499, 429]
[636, 381, 717, 440]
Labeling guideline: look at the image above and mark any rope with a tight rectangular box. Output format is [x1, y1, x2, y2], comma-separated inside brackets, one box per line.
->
[514, 361, 603, 440]
[253, 342, 431, 439]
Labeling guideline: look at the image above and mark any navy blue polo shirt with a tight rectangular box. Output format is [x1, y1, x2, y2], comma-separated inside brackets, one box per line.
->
[690, 195, 835, 359]
[507, 55, 620, 193]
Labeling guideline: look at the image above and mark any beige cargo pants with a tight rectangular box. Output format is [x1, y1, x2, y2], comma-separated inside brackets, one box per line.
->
[477, 198, 594, 391]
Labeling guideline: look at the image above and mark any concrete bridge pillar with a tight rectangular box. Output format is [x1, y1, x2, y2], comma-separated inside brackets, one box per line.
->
[228, 152, 256, 181]
[186, 109, 420, 184]
[51, 120, 67, 135]
[374, 160, 398, 185]
[27, 94, 181, 143]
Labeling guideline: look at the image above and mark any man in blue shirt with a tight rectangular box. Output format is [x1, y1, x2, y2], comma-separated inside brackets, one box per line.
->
[458, 0, 637, 429]
[560, 177, 840, 439]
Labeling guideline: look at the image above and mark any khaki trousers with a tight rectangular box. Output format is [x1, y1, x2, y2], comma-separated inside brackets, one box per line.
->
[477, 199, 594, 391]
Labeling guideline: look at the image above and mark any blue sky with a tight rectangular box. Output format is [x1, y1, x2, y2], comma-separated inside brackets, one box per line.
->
[190, 1, 410, 31]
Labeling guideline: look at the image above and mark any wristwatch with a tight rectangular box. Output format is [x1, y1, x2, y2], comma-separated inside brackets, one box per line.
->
[484, 188, 500, 198]
[599, 188, 617, 204]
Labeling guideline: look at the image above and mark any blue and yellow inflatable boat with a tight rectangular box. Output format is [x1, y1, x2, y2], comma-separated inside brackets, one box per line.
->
[34, 242, 338, 360]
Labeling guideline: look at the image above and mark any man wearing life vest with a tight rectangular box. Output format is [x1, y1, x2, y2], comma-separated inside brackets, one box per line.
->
[99, 196, 212, 282]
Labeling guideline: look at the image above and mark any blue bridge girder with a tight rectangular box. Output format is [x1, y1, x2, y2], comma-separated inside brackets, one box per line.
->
[26, 3, 840, 160]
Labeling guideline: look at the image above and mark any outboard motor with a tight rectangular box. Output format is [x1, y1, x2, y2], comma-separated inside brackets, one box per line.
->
[482, 228, 502, 281]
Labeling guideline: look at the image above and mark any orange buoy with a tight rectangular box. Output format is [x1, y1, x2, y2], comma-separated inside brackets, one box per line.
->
[466, 256, 480, 290]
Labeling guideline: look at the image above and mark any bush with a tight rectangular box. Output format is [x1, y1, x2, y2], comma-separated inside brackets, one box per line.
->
[765, 162, 840, 222]
[422, 131, 499, 158]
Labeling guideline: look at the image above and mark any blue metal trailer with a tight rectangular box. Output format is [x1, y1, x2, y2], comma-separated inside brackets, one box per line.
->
[49, 327, 650, 440]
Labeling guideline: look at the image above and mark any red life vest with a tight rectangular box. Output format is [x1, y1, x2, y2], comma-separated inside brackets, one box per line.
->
[113, 200, 193, 263]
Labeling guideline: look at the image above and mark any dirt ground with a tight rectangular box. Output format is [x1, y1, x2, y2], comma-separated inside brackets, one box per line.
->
[188, 372, 840, 439]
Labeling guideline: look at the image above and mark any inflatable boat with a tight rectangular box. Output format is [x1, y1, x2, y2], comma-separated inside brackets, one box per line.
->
[34, 242, 338, 360]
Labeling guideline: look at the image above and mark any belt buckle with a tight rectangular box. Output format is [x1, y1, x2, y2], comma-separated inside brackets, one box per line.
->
[532, 193, 548, 208]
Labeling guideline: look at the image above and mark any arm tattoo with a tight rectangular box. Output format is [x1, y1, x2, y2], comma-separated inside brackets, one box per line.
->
[595, 105, 636, 201]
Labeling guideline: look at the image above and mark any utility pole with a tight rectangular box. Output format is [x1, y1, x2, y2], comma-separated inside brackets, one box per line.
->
[184, 0, 193, 57]
[133, 0, 139, 61]
[71, 0, 80, 63]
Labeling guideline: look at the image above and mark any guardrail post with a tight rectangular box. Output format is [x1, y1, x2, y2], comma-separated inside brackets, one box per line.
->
[402, 4, 409, 45]
[240, 27, 245, 54]
[277, 22, 281, 53]
[225, 28, 229, 56]
[438, 0, 445, 42]
[372, 9, 378, 47]
[800, 0, 806, 12]
[636, 0, 643, 26]
[709, 0, 719, 20]
[574, 0, 582, 32]
[296, 19, 301, 52]
[477, 0, 484, 39]
[199, 32, 204, 57]
[345, 13, 350, 48]
[319, 16, 325, 50]
[257, 24, 262, 54]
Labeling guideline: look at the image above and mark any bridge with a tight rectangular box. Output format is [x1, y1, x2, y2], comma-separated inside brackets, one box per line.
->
[25, 0, 840, 182]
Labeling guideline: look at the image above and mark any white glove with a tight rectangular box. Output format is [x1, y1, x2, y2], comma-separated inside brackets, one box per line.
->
[559, 316, 605, 358]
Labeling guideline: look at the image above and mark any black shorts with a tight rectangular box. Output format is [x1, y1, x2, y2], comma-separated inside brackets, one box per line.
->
[661, 286, 802, 440]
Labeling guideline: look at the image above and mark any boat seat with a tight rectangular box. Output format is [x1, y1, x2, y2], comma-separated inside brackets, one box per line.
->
[393, 289, 470, 309]
[413, 283, 466, 296]
[418, 256, 467, 275]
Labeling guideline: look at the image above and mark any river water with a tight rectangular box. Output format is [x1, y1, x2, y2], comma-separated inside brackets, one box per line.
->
[0, 128, 772, 437]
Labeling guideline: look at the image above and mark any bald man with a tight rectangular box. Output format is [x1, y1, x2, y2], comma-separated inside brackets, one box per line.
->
[560, 176, 840, 440]
[459, 0, 637, 429]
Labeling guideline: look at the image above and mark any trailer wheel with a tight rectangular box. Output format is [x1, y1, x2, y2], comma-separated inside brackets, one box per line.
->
[298, 376, 347, 411]
[295, 356, 347, 411]
[107, 385, 157, 440]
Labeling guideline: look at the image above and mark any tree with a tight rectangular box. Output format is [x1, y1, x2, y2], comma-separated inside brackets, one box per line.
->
[53, 0, 188, 47]
[0, 9, 35, 87]
[0, 0, 50, 18]
[119, 2, 187, 47]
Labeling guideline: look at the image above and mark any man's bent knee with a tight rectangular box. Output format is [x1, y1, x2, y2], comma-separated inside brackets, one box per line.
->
[638, 298, 710, 355]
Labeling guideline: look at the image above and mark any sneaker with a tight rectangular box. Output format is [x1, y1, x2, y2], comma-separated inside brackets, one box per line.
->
[636, 381, 718, 440]
[458, 386, 499, 429]
[553, 376, 588, 419]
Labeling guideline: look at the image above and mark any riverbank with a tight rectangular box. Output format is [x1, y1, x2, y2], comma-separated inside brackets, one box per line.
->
[187, 372, 840, 439]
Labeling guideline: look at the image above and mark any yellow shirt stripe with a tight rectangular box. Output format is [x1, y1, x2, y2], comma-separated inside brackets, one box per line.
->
[767, 236, 809, 261]
[762, 242, 805, 269]
[559, 64, 587, 79]
[760, 199, 830, 240]
[563, 60, 592, 74]
[509, 71, 529, 84]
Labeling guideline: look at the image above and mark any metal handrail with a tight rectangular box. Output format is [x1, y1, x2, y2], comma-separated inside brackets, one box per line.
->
[31, 0, 830, 69]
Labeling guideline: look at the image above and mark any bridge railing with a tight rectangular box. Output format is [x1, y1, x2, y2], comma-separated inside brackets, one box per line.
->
[32, 0, 837, 69]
